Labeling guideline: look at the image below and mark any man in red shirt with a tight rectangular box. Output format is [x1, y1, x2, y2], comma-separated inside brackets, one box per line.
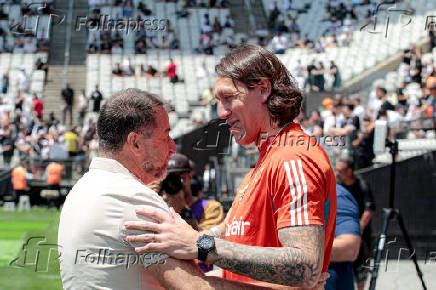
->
[32, 93, 43, 120]
[167, 59, 178, 83]
[125, 44, 337, 288]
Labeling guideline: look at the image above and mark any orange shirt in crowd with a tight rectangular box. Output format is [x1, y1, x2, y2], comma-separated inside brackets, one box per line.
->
[12, 166, 27, 190]
[47, 162, 63, 185]
[222, 123, 337, 283]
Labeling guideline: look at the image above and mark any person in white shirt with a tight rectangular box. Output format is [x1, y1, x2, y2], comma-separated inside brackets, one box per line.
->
[111, 42, 123, 54]
[23, 37, 36, 53]
[58, 88, 279, 289]
[16, 68, 31, 93]
[271, 32, 288, 54]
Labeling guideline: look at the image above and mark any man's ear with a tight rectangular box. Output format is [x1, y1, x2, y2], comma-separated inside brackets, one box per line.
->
[126, 131, 141, 156]
[258, 79, 272, 104]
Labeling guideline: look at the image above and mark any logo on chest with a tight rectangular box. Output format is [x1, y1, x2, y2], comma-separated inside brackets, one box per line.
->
[225, 216, 251, 237]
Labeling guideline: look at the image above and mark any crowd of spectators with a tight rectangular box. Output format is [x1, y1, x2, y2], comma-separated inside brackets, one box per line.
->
[0, 76, 107, 179]
[261, 0, 379, 55]
[86, 0, 232, 55]
[0, 0, 52, 53]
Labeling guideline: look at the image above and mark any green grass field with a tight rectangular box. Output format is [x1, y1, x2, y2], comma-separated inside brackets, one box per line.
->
[0, 208, 62, 290]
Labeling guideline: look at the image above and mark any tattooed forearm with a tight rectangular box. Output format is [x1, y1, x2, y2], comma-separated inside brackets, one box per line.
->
[207, 226, 324, 287]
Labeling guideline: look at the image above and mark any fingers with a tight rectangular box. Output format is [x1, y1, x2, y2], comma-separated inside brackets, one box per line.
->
[135, 208, 168, 223]
[124, 220, 162, 232]
[126, 233, 161, 243]
[134, 242, 168, 254]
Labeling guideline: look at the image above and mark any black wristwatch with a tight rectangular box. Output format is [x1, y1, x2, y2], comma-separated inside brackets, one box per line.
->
[196, 235, 215, 262]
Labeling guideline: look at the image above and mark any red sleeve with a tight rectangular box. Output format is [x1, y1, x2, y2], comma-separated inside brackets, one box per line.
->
[270, 155, 326, 230]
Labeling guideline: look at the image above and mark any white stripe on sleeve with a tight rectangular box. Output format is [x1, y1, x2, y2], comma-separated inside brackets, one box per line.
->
[297, 159, 309, 225]
[290, 160, 303, 226]
[284, 161, 296, 226]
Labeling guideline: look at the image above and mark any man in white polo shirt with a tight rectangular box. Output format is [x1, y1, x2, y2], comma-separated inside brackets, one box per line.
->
[58, 88, 279, 289]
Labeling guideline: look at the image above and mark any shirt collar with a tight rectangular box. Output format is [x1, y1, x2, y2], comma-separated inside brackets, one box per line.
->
[89, 157, 134, 176]
[258, 122, 302, 155]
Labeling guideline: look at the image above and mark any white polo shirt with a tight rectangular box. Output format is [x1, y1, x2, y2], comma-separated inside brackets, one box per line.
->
[58, 157, 169, 290]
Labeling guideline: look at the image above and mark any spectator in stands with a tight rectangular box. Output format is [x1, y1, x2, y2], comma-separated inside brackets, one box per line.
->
[135, 40, 147, 54]
[16, 67, 31, 94]
[142, 64, 158, 77]
[0, 7, 7, 20]
[36, 38, 50, 53]
[23, 37, 36, 53]
[61, 82, 74, 126]
[90, 84, 103, 114]
[330, 61, 341, 89]
[36, 58, 49, 81]
[426, 77, 436, 119]
[138, 2, 152, 16]
[15, 90, 24, 112]
[64, 126, 78, 157]
[202, 87, 217, 119]
[429, 21, 436, 50]
[167, 153, 194, 207]
[378, 87, 394, 111]
[13, 37, 24, 53]
[212, 17, 222, 34]
[47, 111, 58, 129]
[289, 18, 300, 34]
[222, 15, 234, 29]
[352, 115, 375, 169]
[195, 61, 209, 80]
[336, 158, 376, 290]
[326, 184, 361, 290]
[255, 24, 269, 46]
[313, 62, 326, 91]
[166, 59, 179, 83]
[88, 39, 100, 54]
[77, 89, 88, 127]
[198, 32, 214, 55]
[2, 129, 15, 168]
[2, 70, 9, 94]
[271, 32, 288, 54]
[111, 42, 123, 54]
[100, 35, 112, 53]
[112, 63, 123, 76]
[275, 20, 289, 34]
[32, 93, 43, 120]
[268, 1, 281, 29]
[48, 134, 68, 160]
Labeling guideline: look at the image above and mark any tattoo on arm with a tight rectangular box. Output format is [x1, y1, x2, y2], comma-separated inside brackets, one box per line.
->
[207, 225, 324, 287]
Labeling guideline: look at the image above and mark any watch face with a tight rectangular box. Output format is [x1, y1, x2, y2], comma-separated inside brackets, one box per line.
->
[198, 235, 215, 250]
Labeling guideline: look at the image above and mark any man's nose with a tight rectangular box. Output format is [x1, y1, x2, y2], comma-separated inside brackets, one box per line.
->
[218, 102, 231, 119]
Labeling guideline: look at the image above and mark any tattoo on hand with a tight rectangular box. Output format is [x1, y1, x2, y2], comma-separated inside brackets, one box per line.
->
[209, 225, 324, 287]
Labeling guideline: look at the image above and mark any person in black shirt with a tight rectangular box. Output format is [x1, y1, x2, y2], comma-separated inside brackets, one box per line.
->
[2, 129, 15, 168]
[353, 115, 375, 169]
[336, 157, 376, 290]
[90, 84, 103, 113]
[61, 83, 74, 126]
[112, 63, 123, 76]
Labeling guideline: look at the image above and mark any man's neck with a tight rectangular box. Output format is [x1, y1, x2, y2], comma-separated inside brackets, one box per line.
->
[255, 117, 282, 149]
[99, 152, 153, 185]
